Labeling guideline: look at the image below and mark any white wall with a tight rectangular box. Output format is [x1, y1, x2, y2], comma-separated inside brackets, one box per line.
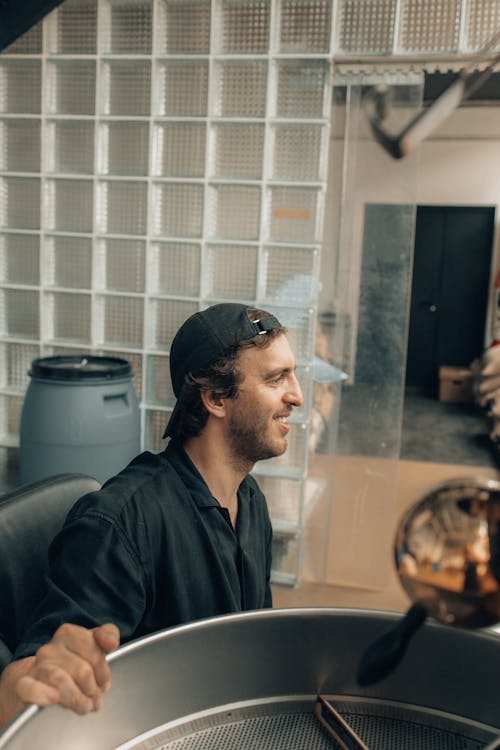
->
[322, 104, 500, 360]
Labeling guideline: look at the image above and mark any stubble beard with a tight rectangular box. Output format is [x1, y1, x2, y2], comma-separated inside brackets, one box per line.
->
[228, 412, 287, 468]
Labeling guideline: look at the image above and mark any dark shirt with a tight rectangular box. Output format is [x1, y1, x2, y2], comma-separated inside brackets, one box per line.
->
[14, 440, 273, 660]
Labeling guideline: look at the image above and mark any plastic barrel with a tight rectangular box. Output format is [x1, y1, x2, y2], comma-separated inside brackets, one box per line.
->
[19, 356, 140, 486]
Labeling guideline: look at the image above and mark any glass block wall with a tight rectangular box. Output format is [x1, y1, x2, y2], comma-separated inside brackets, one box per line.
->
[0, 0, 334, 584]
[334, 0, 500, 55]
[0, 0, 496, 584]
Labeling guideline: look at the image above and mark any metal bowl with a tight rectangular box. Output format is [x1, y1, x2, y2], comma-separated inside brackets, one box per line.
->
[1, 608, 499, 749]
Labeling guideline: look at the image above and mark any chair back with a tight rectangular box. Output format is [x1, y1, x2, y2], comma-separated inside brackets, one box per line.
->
[0, 473, 100, 670]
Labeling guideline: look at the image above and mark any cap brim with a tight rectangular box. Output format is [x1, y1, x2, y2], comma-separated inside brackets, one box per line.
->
[162, 398, 182, 439]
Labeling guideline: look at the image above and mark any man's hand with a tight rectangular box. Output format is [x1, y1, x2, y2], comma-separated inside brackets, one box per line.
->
[0, 623, 120, 728]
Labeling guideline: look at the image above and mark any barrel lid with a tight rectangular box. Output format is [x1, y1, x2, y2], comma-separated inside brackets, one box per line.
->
[29, 356, 132, 381]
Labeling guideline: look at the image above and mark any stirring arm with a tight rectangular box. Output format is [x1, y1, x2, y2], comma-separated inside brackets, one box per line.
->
[356, 603, 427, 687]
[314, 695, 369, 749]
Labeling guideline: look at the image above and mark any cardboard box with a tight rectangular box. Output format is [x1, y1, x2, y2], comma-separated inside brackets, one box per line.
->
[439, 365, 474, 403]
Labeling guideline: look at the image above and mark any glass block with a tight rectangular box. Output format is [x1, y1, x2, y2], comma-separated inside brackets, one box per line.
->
[6, 396, 23, 435]
[155, 61, 208, 117]
[266, 304, 315, 361]
[292, 363, 312, 423]
[0, 234, 39, 285]
[45, 179, 94, 233]
[271, 530, 299, 582]
[100, 60, 151, 116]
[97, 295, 144, 347]
[205, 244, 257, 301]
[45, 120, 95, 175]
[213, 60, 267, 118]
[271, 124, 323, 181]
[0, 119, 40, 172]
[157, 0, 211, 54]
[152, 183, 203, 238]
[260, 421, 308, 476]
[98, 121, 149, 176]
[466, 0, 500, 51]
[263, 246, 318, 304]
[46, 60, 96, 115]
[0, 289, 39, 338]
[0, 394, 23, 440]
[279, 0, 332, 52]
[3, 23, 42, 54]
[0, 177, 40, 230]
[210, 124, 264, 179]
[44, 236, 93, 288]
[44, 345, 93, 357]
[274, 60, 328, 118]
[153, 122, 206, 178]
[46, 0, 98, 54]
[145, 354, 174, 406]
[209, 184, 261, 241]
[98, 349, 143, 398]
[97, 238, 146, 292]
[101, 0, 153, 54]
[336, 0, 396, 53]
[45, 291, 91, 343]
[214, 0, 270, 53]
[97, 181, 148, 236]
[148, 241, 201, 296]
[399, 0, 460, 52]
[0, 60, 41, 114]
[144, 408, 169, 452]
[268, 186, 319, 243]
[0, 342, 39, 390]
[256, 475, 302, 525]
[147, 298, 198, 350]
[128, 351, 144, 398]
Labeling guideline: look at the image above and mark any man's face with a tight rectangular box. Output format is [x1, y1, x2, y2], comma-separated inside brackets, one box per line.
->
[224, 333, 303, 465]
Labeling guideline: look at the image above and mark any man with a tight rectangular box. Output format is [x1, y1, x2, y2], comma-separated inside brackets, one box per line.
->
[0, 303, 303, 726]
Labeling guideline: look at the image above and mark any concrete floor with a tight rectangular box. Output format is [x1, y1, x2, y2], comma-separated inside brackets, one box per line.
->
[401, 387, 499, 468]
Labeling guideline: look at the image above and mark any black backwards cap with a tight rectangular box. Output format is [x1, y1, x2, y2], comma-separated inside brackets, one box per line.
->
[163, 303, 282, 438]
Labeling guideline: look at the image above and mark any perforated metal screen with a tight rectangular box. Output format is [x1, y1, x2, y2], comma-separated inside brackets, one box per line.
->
[115, 699, 498, 750]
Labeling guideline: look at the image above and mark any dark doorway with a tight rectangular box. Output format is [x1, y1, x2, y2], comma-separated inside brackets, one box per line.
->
[405, 205, 495, 391]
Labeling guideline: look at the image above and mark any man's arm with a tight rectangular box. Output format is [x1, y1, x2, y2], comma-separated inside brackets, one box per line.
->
[0, 623, 119, 730]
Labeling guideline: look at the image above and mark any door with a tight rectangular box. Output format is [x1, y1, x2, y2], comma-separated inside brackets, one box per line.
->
[405, 205, 495, 390]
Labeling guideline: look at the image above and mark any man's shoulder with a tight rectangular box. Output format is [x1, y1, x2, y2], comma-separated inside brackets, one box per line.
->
[67, 450, 183, 523]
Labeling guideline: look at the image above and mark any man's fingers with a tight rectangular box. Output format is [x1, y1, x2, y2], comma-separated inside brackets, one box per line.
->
[93, 623, 120, 654]
[18, 623, 121, 715]
[39, 663, 96, 715]
[92, 624, 120, 690]
[11, 623, 121, 718]
[30, 652, 101, 712]
[21, 663, 99, 715]
[15, 673, 61, 709]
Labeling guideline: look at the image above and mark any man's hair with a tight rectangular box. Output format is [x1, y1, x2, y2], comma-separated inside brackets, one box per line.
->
[169, 308, 286, 441]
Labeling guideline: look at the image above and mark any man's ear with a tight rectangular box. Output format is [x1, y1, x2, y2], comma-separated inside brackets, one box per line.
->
[200, 389, 226, 419]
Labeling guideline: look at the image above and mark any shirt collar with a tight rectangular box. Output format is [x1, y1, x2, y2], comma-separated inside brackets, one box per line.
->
[163, 439, 254, 509]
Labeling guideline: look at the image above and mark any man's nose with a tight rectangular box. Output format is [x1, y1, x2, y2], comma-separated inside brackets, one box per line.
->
[285, 374, 303, 407]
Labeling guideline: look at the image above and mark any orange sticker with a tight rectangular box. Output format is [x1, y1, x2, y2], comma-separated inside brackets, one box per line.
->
[273, 208, 310, 219]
